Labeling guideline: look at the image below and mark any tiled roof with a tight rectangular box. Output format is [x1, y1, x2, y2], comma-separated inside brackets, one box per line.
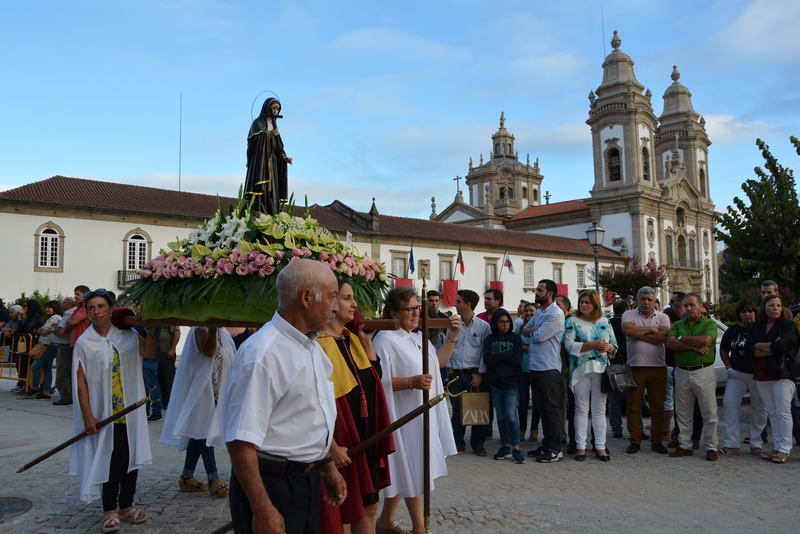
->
[510, 199, 590, 220]
[310, 204, 620, 259]
[0, 176, 236, 218]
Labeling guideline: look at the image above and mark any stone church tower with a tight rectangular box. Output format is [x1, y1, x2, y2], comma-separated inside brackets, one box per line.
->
[585, 31, 717, 301]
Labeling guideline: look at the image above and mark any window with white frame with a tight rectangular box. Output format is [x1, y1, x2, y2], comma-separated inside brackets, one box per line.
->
[552, 263, 563, 284]
[485, 259, 497, 286]
[127, 234, 148, 270]
[440, 260, 452, 281]
[524, 260, 535, 286]
[577, 264, 586, 288]
[34, 221, 64, 273]
[392, 256, 407, 278]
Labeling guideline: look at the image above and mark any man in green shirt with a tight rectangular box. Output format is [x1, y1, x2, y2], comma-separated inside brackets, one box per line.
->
[665, 293, 719, 461]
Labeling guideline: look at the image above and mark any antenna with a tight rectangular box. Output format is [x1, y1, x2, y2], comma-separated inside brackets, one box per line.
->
[178, 93, 183, 192]
[601, 6, 606, 57]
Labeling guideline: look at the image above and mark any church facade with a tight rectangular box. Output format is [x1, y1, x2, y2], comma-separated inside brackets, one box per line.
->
[435, 31, 718, 304]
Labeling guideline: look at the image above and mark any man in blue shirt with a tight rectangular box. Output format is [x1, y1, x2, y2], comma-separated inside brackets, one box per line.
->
[523, 279, 566, 462]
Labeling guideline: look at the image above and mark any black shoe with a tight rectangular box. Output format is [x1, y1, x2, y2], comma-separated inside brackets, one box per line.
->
[147, 413, 164, 423]
[651, 443, 669, 454]
[528, 446, 545, 458]
[566, 443, 578, 455]
[53, 399, 71, 406]
[626, 443, 640, 454]
[613, 433, 623, 439]
[596, 452, 611, 462]
[574, 454, 586, 461]
[641, 433, 650, 440]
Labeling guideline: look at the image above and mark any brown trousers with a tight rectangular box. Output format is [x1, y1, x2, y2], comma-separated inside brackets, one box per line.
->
[626, 366, 667, 444]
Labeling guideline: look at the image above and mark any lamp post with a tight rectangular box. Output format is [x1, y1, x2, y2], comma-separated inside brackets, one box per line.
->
[586, 221, 605, 294]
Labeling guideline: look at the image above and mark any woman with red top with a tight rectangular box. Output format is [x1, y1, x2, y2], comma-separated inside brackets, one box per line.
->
[744, 294, 797, 464]
[317, 280, 395, 534]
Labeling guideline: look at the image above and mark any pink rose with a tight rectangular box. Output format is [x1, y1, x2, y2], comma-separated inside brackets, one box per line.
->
[248, 262, 260, 272]
[275, 250, 284, 260]
[301, 246, 311, 257]
[177, 269, 186, 279]
[291, 247, 303, 257]
[319, 251, 329, 261]
[230, 249, 240, 262]
[265, 256, 275, 266]
[259, 265, 276, 277]
[289, 256, 301, 263]
[152, 272, 161, 281]
[236, 264, 249, 276]
[139, 270, 152, 279]
[254, 254, 267, 266]
[249, 249, 260, 260]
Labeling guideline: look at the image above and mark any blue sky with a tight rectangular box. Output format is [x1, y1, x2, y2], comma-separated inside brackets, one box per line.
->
[2, 0, 799, 220]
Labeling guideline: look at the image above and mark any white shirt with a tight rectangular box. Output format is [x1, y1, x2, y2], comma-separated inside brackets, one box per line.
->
[210, 312, 336, 463]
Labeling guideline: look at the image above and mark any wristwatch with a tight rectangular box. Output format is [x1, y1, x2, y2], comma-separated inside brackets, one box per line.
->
[678, 335, 683, 342]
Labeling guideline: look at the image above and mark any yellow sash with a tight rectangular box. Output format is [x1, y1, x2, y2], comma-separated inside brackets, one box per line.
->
[317, 328, 372, 398]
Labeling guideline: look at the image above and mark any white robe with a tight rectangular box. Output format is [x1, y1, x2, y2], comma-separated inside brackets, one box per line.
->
[372, 329, 456, 499]
[69, 325, 151, 504]
[160, 327, 234, 450]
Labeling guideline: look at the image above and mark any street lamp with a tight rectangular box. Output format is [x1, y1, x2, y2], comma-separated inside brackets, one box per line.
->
[586, 221, 605, 294]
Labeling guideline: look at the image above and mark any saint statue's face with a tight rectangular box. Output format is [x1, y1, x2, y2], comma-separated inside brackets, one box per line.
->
[269, 103, 281, 116]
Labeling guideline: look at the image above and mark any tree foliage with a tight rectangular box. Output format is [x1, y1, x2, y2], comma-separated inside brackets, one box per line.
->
[596, 258, 667, 304]
[715, 136, 800, 300]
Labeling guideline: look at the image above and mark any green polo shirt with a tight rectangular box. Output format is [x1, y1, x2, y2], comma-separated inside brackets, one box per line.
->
[668, 316, 718, 367]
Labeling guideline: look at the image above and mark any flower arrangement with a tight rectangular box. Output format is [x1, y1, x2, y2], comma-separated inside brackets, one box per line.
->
[595, 258, 667, 304]
[122, 190, 390, 322]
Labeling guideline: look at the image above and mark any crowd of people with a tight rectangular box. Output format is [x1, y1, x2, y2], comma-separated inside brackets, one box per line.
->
[3, 272, 800, 534]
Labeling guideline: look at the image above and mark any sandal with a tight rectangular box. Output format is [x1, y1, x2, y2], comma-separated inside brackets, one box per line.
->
[179, 475, 208, 492]
[772, 452, 789, 464]
[760, 450, 778, 461]
[750, 447, 763, 456]
[376, 520, 412, 534]
[208, 478, 230, 498]
[529, 431, 539, 443]
[101, 512, 120, 533]
[119, 507, 146, 524]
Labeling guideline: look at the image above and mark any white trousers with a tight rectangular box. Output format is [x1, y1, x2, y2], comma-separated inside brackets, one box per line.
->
[756, 379, 795, 454]
[723, 369, 768, 449]
[674, 365, 718, 451]
[573, 372, 607, 450]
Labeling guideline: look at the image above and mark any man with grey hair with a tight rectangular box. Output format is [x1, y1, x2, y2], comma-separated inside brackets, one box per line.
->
[622, 286, 671, 454]
[214, 259, 346, 533]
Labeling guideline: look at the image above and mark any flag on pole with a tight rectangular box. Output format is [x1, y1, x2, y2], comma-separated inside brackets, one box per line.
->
[503, 251, 515, 275]
[409, 244, 415, 275]
[456, 245, 465, 275]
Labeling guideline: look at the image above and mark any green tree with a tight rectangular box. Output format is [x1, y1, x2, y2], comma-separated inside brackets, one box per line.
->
[715, 136, 800, 300]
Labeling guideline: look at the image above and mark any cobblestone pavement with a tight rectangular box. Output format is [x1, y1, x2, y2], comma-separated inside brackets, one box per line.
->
[2, 389, 798, 533]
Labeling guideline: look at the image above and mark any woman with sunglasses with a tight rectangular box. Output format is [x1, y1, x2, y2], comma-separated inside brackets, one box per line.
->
[373, 287, 461, 534]
[70, 289, 156, 533]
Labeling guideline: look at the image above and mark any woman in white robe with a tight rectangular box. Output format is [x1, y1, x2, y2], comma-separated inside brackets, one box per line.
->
[70, 290, 155, 533]
[373, 287, 461, 534]
[160, 326, 234, 497]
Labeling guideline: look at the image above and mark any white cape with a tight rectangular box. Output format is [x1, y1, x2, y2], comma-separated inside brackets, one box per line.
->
[69, 325, 151, 504]
[372, 329, 456, 499]
[160, 327, 234, 450]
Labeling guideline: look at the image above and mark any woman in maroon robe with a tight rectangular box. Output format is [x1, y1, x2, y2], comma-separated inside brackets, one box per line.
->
[316, 280, 394, 534]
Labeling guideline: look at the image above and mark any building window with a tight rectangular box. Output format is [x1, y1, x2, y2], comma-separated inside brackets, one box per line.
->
[127, 235, 148, 270]
[495, 143, 500, 154]
[665, 235, 673, 265]
[689, 238, 696, 267]
[677, 235, 687, 265]
[552, 263, 563, 284]
[34, 221, 65, 273]
[522, 187, 527, 199]
[485, 259, 498, 288]
[524, 260, 535, 287]
[699, 169, 706, 198]
[533, 189, 539, 202]
[440, 260, 452, 281]
[642, 147, 650, 180]
[676, 208, 685, 227]
[607, 148, 622, 181]
[392, 257, 407, 278]
[577, 264, 586, 288]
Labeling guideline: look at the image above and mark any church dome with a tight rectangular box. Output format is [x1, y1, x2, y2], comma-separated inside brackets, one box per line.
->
[659, 65, 699, 122]
[595, 31, 645, 97]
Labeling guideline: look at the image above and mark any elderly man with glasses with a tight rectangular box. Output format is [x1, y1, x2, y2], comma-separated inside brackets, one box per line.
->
[446, 289, 492, 455]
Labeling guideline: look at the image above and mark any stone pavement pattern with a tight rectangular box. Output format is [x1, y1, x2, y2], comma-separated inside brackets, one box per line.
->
[1, 390, 798, 533]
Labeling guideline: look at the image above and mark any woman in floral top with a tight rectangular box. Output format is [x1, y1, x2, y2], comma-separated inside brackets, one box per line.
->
[563, 289, 617, 462]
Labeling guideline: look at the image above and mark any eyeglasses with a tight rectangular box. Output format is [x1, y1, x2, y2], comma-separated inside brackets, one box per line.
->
[83, 288, 108, 301]
[398, 305, 422, 315]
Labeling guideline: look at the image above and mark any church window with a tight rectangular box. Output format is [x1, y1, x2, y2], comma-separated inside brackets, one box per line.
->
[699, 169, 706, 197]
[34, 221, 65, 273]
[642, 147, 650, 180]
[533, 189, 539, 202]
[499, 187, 506, 199]
[676, 208, 685, 227]
[665, 235, 673, 265]
[522, 187, 527, 199]
[689, 239, 696, 268]
[495, 143, 499, 154]
[507, 186, 513, 199]
[677, 235, 687, 266]
[607, 148, 621, 181]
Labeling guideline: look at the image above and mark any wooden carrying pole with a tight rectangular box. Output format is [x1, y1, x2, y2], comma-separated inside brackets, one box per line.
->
[17, 392, 152, 473]
[420, 272, 431, 533]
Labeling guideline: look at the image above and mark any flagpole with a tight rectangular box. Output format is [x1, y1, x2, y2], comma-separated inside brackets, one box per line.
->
[498, 249, 507, 280]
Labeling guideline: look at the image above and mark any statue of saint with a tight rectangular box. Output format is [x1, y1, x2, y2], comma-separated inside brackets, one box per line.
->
[245, 97, 292, 214]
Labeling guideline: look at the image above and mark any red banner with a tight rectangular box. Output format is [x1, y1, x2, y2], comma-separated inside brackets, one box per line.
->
[442, 280, 459, 307]
[556, 283, 569, 297]
[489, 281, 504, 294]
[394, 278, 413, 288]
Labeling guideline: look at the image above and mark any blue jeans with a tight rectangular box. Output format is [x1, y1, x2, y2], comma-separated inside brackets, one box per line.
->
[30, 345, 58, 392]
[607, 392, 625, 435]
[142, 359, 162, 417]
[491, 385, 520, 446]
[184, 439, 218, 480]
[447, 371, 489, 450]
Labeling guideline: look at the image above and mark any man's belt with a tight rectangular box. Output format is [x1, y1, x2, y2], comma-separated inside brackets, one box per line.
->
[677, 362, 713, 371]
[449, 367, 479, 375]
[256, 450, 315, 475]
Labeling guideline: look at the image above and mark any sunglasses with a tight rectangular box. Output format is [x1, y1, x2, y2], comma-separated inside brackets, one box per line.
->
[83, 288, 109, 301]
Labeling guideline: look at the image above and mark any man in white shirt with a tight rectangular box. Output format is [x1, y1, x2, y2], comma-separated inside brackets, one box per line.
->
[219, 259, 346, 534]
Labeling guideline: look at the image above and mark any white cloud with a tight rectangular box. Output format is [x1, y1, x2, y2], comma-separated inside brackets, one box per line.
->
[702, 114, 782, 145]
[708, 0, 800, 63]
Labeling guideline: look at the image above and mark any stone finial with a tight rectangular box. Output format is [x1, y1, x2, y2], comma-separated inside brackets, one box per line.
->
[671, 65, 680, 82]
[369, 197, 378, 216]
[527, 153, 530, 165]
[430, 197, 437, 220]
[534, 157, 540, 173]
[455, 189, 464, 203]
[515, 150, 518, 159]
[480, 153, 483, 165]
[611, 30, 621, 50]
[469, 157, 473, 170]
[484, 184, 494, 215]
[500, 111, 505, 128]
[588, 90, 596, 106]
[645, 88, 652, 98]
[699, 116, 706, 125]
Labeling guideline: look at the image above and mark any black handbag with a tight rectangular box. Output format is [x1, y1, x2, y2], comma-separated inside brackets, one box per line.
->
[601, 363, 638, 394]
[764, 349, 800, 379]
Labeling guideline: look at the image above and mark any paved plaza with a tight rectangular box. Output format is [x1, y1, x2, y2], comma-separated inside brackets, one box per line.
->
[1, 388, 798, 533]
